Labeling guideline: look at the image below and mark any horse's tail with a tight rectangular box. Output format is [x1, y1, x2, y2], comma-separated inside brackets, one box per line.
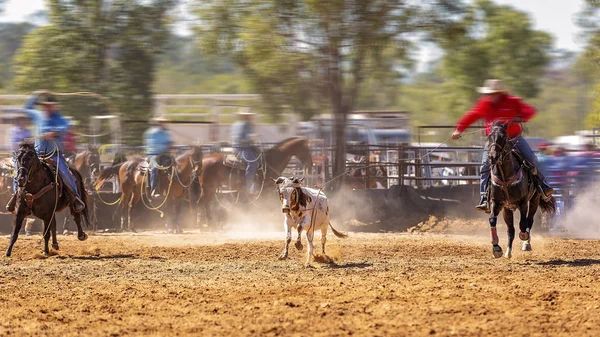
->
[539, 194, 557, 214]
[95, 162, 124, 190]
[329, 222, 348, 239]
[73, 169, 91, 228]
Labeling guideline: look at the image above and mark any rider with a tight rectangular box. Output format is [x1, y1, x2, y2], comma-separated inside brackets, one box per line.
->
[231, 110, 259, 193]
[143, 116, 173, 199]
[6, 112, 33, 193]
[451, 79, 554, 213]
[6, 91, 86, 213]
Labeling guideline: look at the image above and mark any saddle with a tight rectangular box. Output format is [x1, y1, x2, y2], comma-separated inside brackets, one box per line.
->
[223, 154, 248, 170]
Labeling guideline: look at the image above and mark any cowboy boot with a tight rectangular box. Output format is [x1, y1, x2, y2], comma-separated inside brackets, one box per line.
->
[73, 196, 86, 213]
[539, 181, 554, 201]
[6, 193, 17, 213]
[475, 195, 490, 214]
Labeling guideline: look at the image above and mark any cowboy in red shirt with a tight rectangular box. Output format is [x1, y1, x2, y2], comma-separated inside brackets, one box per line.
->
[451, 79, 554, 212]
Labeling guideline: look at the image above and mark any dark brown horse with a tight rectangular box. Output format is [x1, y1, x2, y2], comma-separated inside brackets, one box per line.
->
[487, 122, 556, 259]
[96, 146, 203, 232]
[6, 143, 89, 257]
[198, 137, 313, 227]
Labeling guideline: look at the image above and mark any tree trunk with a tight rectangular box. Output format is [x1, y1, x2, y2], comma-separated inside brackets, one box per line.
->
[329, 45, 347, 191]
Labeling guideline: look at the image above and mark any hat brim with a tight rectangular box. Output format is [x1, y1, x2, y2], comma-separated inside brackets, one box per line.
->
[477, 87, 506, 94]
[238, 112, 255, 116]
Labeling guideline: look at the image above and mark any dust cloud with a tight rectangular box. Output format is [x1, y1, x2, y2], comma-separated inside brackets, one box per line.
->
[557, 188, 600, 239]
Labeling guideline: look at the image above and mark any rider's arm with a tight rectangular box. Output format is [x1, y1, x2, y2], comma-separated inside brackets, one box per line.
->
[518, 99, 536, 122]
[456, 98, 487, 133]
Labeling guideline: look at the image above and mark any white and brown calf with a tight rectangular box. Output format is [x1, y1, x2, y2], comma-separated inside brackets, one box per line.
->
[274, 177, 347, 266]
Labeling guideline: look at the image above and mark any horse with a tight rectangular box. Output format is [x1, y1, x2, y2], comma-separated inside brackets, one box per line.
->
[486, 122, 556, 259]
[198, 137, 313, 227]
[95, 146, 203, 232]
[5, 143, 89, 257]
[64, 147, 101, 232]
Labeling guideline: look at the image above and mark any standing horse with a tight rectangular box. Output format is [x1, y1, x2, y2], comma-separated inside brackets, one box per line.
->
[6, 143, 89, 257]
[486, 122, 556, 258]
[95, 146, 203, 232]
[198, 137, 313, 227]
[64, 147, 101, 232]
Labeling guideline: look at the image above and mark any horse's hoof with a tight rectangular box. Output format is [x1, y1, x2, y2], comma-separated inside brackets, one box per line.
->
[42, 251, 49, 257]
[492, 245, 503, 258]
[519, 231, 529, 241]
[78, 233, 88, 241]
[522, 243, 532, 252]
[63, 230, 71, 236]
[5, 252, 11, 258]
[504, 250, 512, 259]
[52, 243, 59, 251]
[278, 254, 288, 260]
[295, 242, 303, 251]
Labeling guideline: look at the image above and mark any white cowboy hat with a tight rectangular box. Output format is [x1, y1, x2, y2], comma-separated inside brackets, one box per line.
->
[237, 108, 255, 116]
[477, 79, 507, 94]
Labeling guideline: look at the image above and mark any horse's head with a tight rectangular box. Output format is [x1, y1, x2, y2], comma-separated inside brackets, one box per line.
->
[87, 147, 101, 178]
[190, 146, 204, 175]
[15, 142, 39, 187]
[488, 121, 510, 164]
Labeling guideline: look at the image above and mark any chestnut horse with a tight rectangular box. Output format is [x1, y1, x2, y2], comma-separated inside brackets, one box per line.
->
[64, 147, 101, 232]
[198, 137, 313, 227]
[95, 146, 203, 232]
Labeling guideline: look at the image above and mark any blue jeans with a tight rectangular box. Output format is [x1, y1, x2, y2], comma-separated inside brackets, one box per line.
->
[149, 155, 160, 193]
[52, 153, 81, 198]
[481, 136, 548, 196]
[236, 148, 259, 192]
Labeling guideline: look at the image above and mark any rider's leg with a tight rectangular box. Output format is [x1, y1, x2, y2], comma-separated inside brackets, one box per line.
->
[241, 148, 259, 193]
[53, 153, 85, 213]
[477, 144, 491, 213]
[514, 137, 554, 198]
[149, 156, 160, 197]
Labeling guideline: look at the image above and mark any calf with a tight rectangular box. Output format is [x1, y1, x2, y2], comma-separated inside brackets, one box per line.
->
[274, 177, 347, 266]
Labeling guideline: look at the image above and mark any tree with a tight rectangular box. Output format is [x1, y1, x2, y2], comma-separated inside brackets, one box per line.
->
[196, 0, 460, 188]
[576, 0, 600, 129]
[434, 0, 553, 118]
[12, 0, 177, 144]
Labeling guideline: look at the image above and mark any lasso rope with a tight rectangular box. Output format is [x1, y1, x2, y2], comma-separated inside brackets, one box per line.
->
[139, 165, 175, 217]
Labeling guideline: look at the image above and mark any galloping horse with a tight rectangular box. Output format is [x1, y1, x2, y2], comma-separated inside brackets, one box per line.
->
[95, 146, 203, 232]
[198, 137, 313, 226]
[6, 143, 89, 256]
[486, 122, 556, 259]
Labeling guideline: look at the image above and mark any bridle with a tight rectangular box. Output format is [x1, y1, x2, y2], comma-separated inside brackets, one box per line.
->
[488, 125, 522, 203]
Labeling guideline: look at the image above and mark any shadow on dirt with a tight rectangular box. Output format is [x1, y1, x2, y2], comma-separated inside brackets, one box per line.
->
[322, 262, 373, 269]
[61, 254, 137, 260]
[535, 259, 600, 267]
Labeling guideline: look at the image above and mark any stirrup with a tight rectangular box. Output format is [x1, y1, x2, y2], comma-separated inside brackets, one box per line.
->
[72, 197, 86, 213]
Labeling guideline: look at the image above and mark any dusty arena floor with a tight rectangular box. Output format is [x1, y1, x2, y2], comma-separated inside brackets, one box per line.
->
[1, 229, 600, 336]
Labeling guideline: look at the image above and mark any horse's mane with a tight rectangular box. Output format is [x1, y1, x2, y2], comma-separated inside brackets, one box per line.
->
[19, 142, 36, 152]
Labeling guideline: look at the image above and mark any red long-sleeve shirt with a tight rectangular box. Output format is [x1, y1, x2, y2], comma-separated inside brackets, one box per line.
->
[456, 94, 536, 138]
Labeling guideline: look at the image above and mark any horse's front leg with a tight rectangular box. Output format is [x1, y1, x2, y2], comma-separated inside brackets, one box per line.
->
[5, 212, 25, 257]
[51, 217, 59, 251]
[174, 200, 182, 234]
[502, 209, 514, 258]
[520, 201, 535, 251]
[279, 217, 293, 260]
[489, 202, 503, 258]
[42, 217, 52, 256]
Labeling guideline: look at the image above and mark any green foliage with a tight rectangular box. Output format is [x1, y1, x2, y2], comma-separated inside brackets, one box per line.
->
[12, 0, 177, 144]
[435, 0, 553, 115]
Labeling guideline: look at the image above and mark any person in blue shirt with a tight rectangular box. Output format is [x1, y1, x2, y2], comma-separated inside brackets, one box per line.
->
[6, 92, 85, 213]
[143, 117, 173, 199]
[6, 112, 33, 193]
[231, 111, 259, 193]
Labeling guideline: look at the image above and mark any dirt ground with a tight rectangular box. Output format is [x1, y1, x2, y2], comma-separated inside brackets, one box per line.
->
[1, 227, 600, 337]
